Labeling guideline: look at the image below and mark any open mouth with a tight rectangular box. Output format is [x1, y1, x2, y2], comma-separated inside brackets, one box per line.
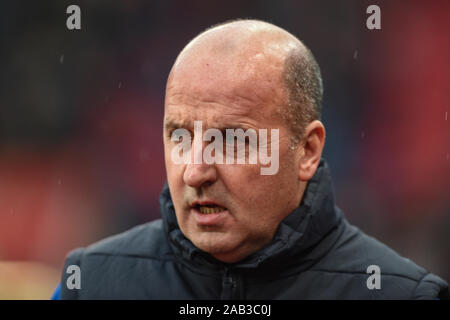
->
[190, 201, 229, 225]
[195, 204, 227, 214]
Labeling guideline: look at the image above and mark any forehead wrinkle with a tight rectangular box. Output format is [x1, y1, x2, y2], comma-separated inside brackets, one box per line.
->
[166, 90, 285, 133]
[168, 72, 280, 109]
[164, 104, 260, 133]
[166, 89, 255, 117]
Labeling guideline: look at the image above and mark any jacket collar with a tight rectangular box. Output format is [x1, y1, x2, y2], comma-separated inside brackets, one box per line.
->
[159, 158, 342, 271]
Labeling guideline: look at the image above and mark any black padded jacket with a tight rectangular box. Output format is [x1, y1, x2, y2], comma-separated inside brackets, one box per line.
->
[60, 159, 449, 299]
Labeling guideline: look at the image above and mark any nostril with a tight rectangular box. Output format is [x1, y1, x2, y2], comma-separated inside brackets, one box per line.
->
[183, 163, 218, 188]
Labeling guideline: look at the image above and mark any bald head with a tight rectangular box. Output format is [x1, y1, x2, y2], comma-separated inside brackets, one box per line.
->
[167, 19, 323, 145]
[172, 20, 301, 71]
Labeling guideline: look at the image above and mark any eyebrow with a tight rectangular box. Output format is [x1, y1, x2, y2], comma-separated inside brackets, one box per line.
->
[164, 119, 192, 131]
[216, 124, 254, 133]
[164, 118, 254, 132]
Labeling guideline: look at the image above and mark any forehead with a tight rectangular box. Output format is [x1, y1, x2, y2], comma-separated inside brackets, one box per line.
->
[164, 91, 261, 131]
[165, 59, 287, 130]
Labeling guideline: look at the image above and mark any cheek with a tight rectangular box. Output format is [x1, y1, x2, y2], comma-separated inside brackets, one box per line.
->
[220, 165, 279, 216]
[221, 155, 298, 221]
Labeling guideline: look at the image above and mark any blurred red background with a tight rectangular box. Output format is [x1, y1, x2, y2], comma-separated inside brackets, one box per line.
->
[0, 0, 448, 298]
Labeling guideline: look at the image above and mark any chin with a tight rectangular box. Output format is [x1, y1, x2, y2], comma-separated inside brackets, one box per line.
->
[192, 233, 241, 260]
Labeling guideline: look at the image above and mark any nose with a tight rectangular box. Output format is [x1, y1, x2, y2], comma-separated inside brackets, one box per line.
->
[183, 137, 218, 188]
[183, 162, 218, 188]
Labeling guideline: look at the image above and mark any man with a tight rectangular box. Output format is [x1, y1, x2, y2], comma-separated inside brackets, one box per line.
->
[57, 19, 449, 299]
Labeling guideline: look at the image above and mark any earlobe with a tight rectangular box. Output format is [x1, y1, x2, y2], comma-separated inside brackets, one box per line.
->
[298, 121, 326, 181]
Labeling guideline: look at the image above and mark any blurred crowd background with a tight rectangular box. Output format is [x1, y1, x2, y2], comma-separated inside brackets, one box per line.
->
[0, 0, 449, 299]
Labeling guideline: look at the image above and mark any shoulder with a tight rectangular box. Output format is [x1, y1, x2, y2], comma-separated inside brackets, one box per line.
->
[60, 220, 177, 299]
[65, 219, 173, 264]
[312, 219, 449, 299]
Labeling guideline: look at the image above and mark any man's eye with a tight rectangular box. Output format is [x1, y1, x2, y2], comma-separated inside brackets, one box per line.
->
[166, 130, 177, 139]
[171, 130, 181, 139]
[169, 128, 190, 141]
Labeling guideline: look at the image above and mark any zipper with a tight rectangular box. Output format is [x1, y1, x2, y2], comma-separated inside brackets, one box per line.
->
[221, 267, 237, 300]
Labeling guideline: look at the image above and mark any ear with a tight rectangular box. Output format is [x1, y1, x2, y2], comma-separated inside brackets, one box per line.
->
[297, 120, 326, 181]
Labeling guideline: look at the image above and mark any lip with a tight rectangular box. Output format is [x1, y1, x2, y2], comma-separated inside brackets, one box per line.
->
[190, 200, 226, 208]
[192, 207, 230, 225]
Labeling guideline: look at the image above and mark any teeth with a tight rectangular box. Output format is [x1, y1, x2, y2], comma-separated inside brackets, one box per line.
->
[198, 205, 226, 214]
